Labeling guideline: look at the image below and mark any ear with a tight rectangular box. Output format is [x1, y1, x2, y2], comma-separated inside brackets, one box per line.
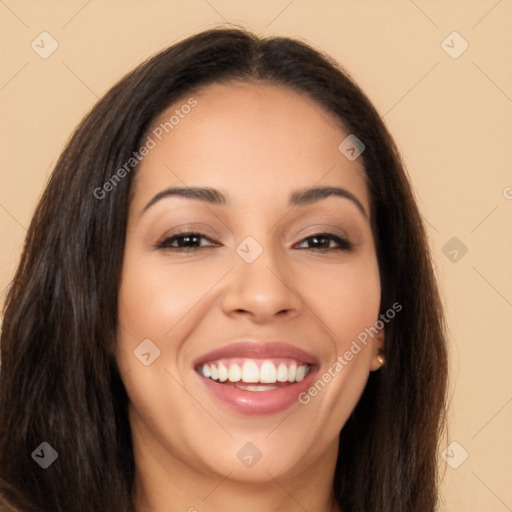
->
[369, 326, 385, 371]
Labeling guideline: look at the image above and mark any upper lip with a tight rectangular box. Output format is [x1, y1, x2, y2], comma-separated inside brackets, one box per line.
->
[193, 341, 320, 367]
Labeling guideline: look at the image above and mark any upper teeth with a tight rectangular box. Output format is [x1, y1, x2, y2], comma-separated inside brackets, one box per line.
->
[198, 359, 310, 384]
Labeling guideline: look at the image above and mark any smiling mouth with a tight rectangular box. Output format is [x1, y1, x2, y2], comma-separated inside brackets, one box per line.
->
[196, 357, 311, 391]
[193, 341, 318, 414]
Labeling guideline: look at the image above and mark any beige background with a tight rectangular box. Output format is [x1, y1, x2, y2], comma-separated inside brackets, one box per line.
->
[1, 1, 511, 510]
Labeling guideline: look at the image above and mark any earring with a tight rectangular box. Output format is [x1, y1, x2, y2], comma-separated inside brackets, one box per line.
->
[376, 354, 385, 365]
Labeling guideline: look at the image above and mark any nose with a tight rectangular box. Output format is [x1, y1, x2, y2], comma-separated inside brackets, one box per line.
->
[220, 241, 303, 324]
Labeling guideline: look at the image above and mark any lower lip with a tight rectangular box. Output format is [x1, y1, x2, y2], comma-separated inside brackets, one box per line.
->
[198, 369, 317, 415]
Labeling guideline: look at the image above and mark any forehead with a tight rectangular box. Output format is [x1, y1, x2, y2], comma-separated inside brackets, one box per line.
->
[132, 81, 369, 212]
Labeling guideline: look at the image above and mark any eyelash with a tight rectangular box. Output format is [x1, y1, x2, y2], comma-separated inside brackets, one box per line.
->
[155, 231, 353, 252]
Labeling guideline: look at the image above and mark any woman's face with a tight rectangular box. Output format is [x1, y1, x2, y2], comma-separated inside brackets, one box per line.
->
[116, 82, 383, 488]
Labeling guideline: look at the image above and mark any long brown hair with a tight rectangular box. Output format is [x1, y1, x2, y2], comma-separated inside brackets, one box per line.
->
[0, 26, 448, 512]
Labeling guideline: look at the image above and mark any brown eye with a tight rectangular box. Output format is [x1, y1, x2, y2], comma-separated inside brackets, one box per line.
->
[296, 233, 352, 251]
[156, 232, 218, 252]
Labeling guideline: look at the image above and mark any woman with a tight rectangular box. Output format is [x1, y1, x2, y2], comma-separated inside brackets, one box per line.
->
[0, 26, 448, 512]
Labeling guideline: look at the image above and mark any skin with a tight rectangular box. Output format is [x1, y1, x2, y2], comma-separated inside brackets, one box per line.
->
[115, 81, 384, 512]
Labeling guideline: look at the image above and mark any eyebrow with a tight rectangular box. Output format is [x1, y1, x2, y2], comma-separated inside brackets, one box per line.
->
[141, 185, 368, 218]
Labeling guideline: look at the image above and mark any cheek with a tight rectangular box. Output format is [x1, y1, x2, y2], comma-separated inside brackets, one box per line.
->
[114, 256, 214, 453]
[299, 256, 381, 343]
[294, 256, 380, 418]
[117, 254, 222, 341]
